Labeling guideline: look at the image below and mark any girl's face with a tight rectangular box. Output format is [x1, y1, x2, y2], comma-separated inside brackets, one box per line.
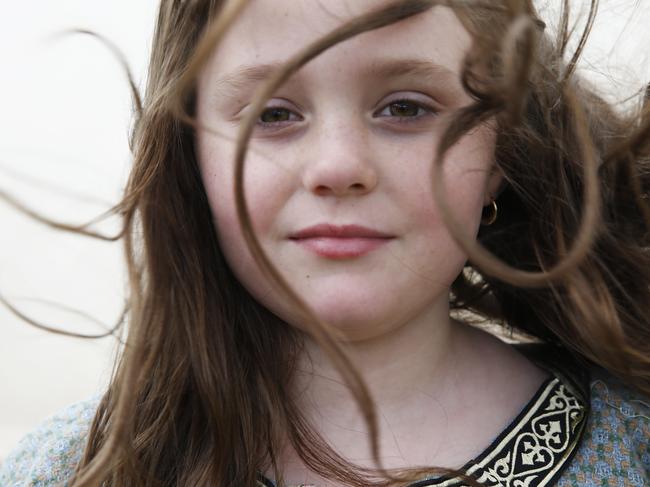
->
[196, 1, 501, 341]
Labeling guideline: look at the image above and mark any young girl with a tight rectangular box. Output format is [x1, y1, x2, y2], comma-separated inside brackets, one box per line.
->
[1, 0, 649, 486]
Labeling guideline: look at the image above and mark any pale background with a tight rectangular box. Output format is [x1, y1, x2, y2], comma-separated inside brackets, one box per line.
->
[1, 0, 649, 460]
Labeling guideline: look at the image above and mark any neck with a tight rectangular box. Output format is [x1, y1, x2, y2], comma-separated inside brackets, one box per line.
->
[270, 304, 548, 486]
[277, 302, 469, 479]
[293, 302, 460, 413]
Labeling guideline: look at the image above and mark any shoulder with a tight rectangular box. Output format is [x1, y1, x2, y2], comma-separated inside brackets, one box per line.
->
[558, 369, 650, 486]
[0, 396, 100, 487]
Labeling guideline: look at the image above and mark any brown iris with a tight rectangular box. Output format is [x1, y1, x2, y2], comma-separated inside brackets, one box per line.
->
[260, 107, 292, 123]
[389, 100, 420, 117]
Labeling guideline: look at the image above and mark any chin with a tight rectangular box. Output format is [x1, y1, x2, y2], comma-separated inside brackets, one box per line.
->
[301, 298, 400, 340]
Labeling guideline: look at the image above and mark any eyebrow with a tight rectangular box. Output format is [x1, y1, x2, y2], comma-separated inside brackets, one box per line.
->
[213, 58, 460, 99]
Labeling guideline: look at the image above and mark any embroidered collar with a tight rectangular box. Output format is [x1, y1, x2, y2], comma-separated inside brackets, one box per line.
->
[410, 374, 588, 486]
[259, 346, 590, 487]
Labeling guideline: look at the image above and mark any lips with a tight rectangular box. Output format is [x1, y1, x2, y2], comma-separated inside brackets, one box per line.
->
[289, 224, 394, 259]
[289, 224, 393, 239]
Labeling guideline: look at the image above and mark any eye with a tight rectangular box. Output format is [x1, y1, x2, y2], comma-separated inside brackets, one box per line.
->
[374, 98, 438, 123]
[257, 107, 302, 128]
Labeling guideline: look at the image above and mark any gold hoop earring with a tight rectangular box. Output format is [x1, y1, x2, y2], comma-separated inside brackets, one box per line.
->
[481, 200, 498, 226]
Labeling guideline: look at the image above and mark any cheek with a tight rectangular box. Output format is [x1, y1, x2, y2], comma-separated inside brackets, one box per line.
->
[397, 128, 494, 282]
[437, 128, 496, 229]
[403, 132, 493, 237]
[196, 141, 239, 252]
[195, 132, 298, 299]
[197, 131, 294, 234]
[197, 151, 276, 305]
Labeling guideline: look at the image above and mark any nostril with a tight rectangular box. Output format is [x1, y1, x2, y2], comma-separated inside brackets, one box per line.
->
[312, 183, 367, 196]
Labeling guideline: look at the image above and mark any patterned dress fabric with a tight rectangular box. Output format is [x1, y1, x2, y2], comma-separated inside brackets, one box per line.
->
[1, 366, 648, 486]
[556, 378, 650, 487]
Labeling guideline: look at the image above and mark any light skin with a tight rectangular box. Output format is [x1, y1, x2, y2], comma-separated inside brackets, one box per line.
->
[195, 1, 548, 484]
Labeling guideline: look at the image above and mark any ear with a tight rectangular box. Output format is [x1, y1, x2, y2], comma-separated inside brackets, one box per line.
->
[484, 163, 505, 206]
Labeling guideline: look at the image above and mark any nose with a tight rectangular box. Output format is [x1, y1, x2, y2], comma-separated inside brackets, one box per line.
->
[301, 120, 378, 197]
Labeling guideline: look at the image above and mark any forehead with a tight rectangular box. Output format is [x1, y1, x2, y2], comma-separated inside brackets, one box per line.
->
[206, 0, 472, 80]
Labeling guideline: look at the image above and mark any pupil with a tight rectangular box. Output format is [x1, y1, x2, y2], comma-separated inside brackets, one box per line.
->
[261, 108, 290, 123]
[390, 101, 418, 117]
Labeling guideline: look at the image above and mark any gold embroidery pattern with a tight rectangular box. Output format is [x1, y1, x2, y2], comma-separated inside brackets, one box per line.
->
[445, 378, 587, 487]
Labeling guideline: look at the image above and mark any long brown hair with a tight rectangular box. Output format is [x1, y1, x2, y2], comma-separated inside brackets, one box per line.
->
[3, 0, 650, 485]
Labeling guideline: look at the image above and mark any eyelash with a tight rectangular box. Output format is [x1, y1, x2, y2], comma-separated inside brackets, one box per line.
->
[255, 98, 438, 130]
